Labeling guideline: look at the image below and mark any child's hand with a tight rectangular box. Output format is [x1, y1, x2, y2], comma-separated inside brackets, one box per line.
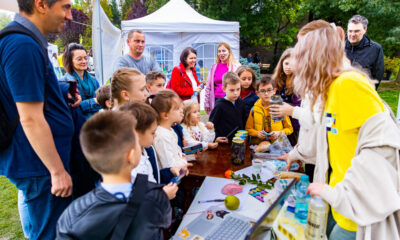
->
[194, 150, 203, 160]
[257, 131, 266, 140]
[163, 183, 178, 200]
[183, 137, 189, 147]
[269, 131, 281, 141]
[216, 137, 228, 143]
[170, 165, 191, 176]
[208, 142, 218, 149]
[205, 122, 214, 130]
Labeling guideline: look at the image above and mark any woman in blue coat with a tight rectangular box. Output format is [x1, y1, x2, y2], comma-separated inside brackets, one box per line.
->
[61, 43, 101, 119]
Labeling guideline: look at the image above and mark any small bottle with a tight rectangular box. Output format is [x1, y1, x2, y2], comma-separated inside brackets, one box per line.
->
[306, 196, 329, 240]
[294, 174, 310, 224]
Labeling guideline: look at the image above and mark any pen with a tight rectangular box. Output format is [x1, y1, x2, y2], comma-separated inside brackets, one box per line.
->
[198, 199, 225, 204]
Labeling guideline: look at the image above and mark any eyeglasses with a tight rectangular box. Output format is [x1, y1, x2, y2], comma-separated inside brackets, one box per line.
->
[258, 89, 274, 94]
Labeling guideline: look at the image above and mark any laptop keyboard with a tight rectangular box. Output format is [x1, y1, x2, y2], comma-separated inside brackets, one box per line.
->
[205, 216, 251, 240]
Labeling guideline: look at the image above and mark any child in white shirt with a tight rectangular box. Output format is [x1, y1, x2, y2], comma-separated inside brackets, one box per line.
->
[152, 90, 188, 168]
[181, 100, 227, 150]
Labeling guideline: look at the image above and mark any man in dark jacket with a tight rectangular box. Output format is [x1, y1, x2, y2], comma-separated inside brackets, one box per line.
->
[345, 15, 384, 89]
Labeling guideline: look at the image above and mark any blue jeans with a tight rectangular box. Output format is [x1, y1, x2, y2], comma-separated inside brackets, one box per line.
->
[10, 175, 72, 240]
[327, 211, 356, 240]
[18, 190, 30, 238]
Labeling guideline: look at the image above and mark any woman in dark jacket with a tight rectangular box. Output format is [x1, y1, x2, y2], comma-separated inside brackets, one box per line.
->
[169, 47, 201, 102]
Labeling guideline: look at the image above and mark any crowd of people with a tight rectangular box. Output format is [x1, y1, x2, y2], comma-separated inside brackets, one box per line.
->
[0, 0, 398, 240]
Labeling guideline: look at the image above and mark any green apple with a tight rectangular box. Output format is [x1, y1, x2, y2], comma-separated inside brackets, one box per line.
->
[225, 195, 240, 210]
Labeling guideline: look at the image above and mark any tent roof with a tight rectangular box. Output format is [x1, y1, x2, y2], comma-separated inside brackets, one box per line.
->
[121, 0, 239, 33]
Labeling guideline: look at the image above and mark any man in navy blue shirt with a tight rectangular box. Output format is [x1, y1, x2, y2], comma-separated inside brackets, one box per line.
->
[0, 0, 74, 239]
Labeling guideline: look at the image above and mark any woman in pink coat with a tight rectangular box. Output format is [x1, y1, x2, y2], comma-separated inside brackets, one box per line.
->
[204, 43, 240, 114]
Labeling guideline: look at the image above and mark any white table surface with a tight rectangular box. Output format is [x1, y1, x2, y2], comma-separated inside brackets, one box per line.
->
[175, 166, 275, 237]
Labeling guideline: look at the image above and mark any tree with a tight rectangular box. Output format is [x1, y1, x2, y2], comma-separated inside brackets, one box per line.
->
[306, 0, 400, 57]
[198, 0, 307, 64]
[110, 0, 121, 28]
[0, 13, 12, 30]
[121, 0, 135, 19]
[58, 8, 89, 48]
[126, 0, 148, 20]
[145, 0, 168, 13]
[306, 0, 400, 81]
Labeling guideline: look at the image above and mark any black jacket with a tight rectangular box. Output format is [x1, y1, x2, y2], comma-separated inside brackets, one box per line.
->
[209, 97, 246, 140]
[345, 35, 384, 86]
[56, 182, 171, 239]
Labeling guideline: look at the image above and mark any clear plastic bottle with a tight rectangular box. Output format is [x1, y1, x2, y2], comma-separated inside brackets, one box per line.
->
[294, 174, 310, 224]
[306, 196, 329, 240]
[270, 95, 284, 122]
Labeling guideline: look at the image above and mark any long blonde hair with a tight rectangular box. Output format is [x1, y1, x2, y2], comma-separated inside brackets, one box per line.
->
[216, 42, 238, 70]
[293, 26, 344, 111]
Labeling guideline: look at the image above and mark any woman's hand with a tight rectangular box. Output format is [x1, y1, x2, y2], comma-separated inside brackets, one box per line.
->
[306, 183, 326, 197]
[68, 93, 82, 108]
[277, 153, 292, 171]
[270, 102, 294, 118]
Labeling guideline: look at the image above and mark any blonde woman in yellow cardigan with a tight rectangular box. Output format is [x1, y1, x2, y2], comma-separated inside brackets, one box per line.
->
[246, 76, 293, 144]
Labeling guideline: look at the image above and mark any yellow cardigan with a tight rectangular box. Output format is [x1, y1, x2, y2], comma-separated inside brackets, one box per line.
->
[245, 99, 293, 140]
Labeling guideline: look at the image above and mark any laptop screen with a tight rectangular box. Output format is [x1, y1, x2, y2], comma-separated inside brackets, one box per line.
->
[245, 178, 296, 240]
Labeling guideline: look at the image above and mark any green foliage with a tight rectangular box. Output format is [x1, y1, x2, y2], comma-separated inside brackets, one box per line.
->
[196, 0, 307, 65]
[145, 0, 169, 13]
[110, 0, 121, 28]
[0, 13, 12, 30]
[384, 56, 400, 78]
[121, 0, 135, 19]
[231, 173, 275, 190]
[239, 57, 261, 79]
[306, 0, 400, 57]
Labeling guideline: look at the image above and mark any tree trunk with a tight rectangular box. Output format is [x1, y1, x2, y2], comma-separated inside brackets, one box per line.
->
[396, 68, 400, 82]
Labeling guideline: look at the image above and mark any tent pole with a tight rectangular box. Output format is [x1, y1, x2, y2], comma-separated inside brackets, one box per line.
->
[96, 0, 105, 85]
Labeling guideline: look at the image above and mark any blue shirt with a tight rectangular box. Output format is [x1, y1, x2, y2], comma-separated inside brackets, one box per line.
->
[0, 17, 74, 178]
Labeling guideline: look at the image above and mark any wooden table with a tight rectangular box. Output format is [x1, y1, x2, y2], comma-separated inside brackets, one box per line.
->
[182, 143, 253, 210]
[189, 143, 252, 178]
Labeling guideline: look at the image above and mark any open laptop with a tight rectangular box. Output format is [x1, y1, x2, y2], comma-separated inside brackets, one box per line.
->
[245, 178, 296, 240]
[174, 179, 296, 240]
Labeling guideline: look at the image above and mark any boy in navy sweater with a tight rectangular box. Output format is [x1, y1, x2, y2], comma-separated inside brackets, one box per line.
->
[209, 72, 246, 141]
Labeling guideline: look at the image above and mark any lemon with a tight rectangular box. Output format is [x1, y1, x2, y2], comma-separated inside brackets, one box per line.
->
[224, 195, 240, 210]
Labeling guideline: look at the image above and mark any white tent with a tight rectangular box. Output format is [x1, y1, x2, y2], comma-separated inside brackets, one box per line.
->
[0, 0, 18, 13]
[121, 0, 240, 82]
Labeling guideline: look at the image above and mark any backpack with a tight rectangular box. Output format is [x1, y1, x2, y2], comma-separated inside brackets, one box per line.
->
[0, 24, 49, 151]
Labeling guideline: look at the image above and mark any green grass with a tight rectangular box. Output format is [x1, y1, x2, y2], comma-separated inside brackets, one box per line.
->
[377, 81, 399, 115]
[0, 81, 398, 239]
[0, 176, 24, 239]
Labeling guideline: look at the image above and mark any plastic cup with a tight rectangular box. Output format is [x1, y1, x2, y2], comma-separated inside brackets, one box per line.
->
[252, 159, 263, 174]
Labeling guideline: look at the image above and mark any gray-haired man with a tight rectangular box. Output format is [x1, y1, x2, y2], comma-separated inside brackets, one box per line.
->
[345, 15, 384, 89]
